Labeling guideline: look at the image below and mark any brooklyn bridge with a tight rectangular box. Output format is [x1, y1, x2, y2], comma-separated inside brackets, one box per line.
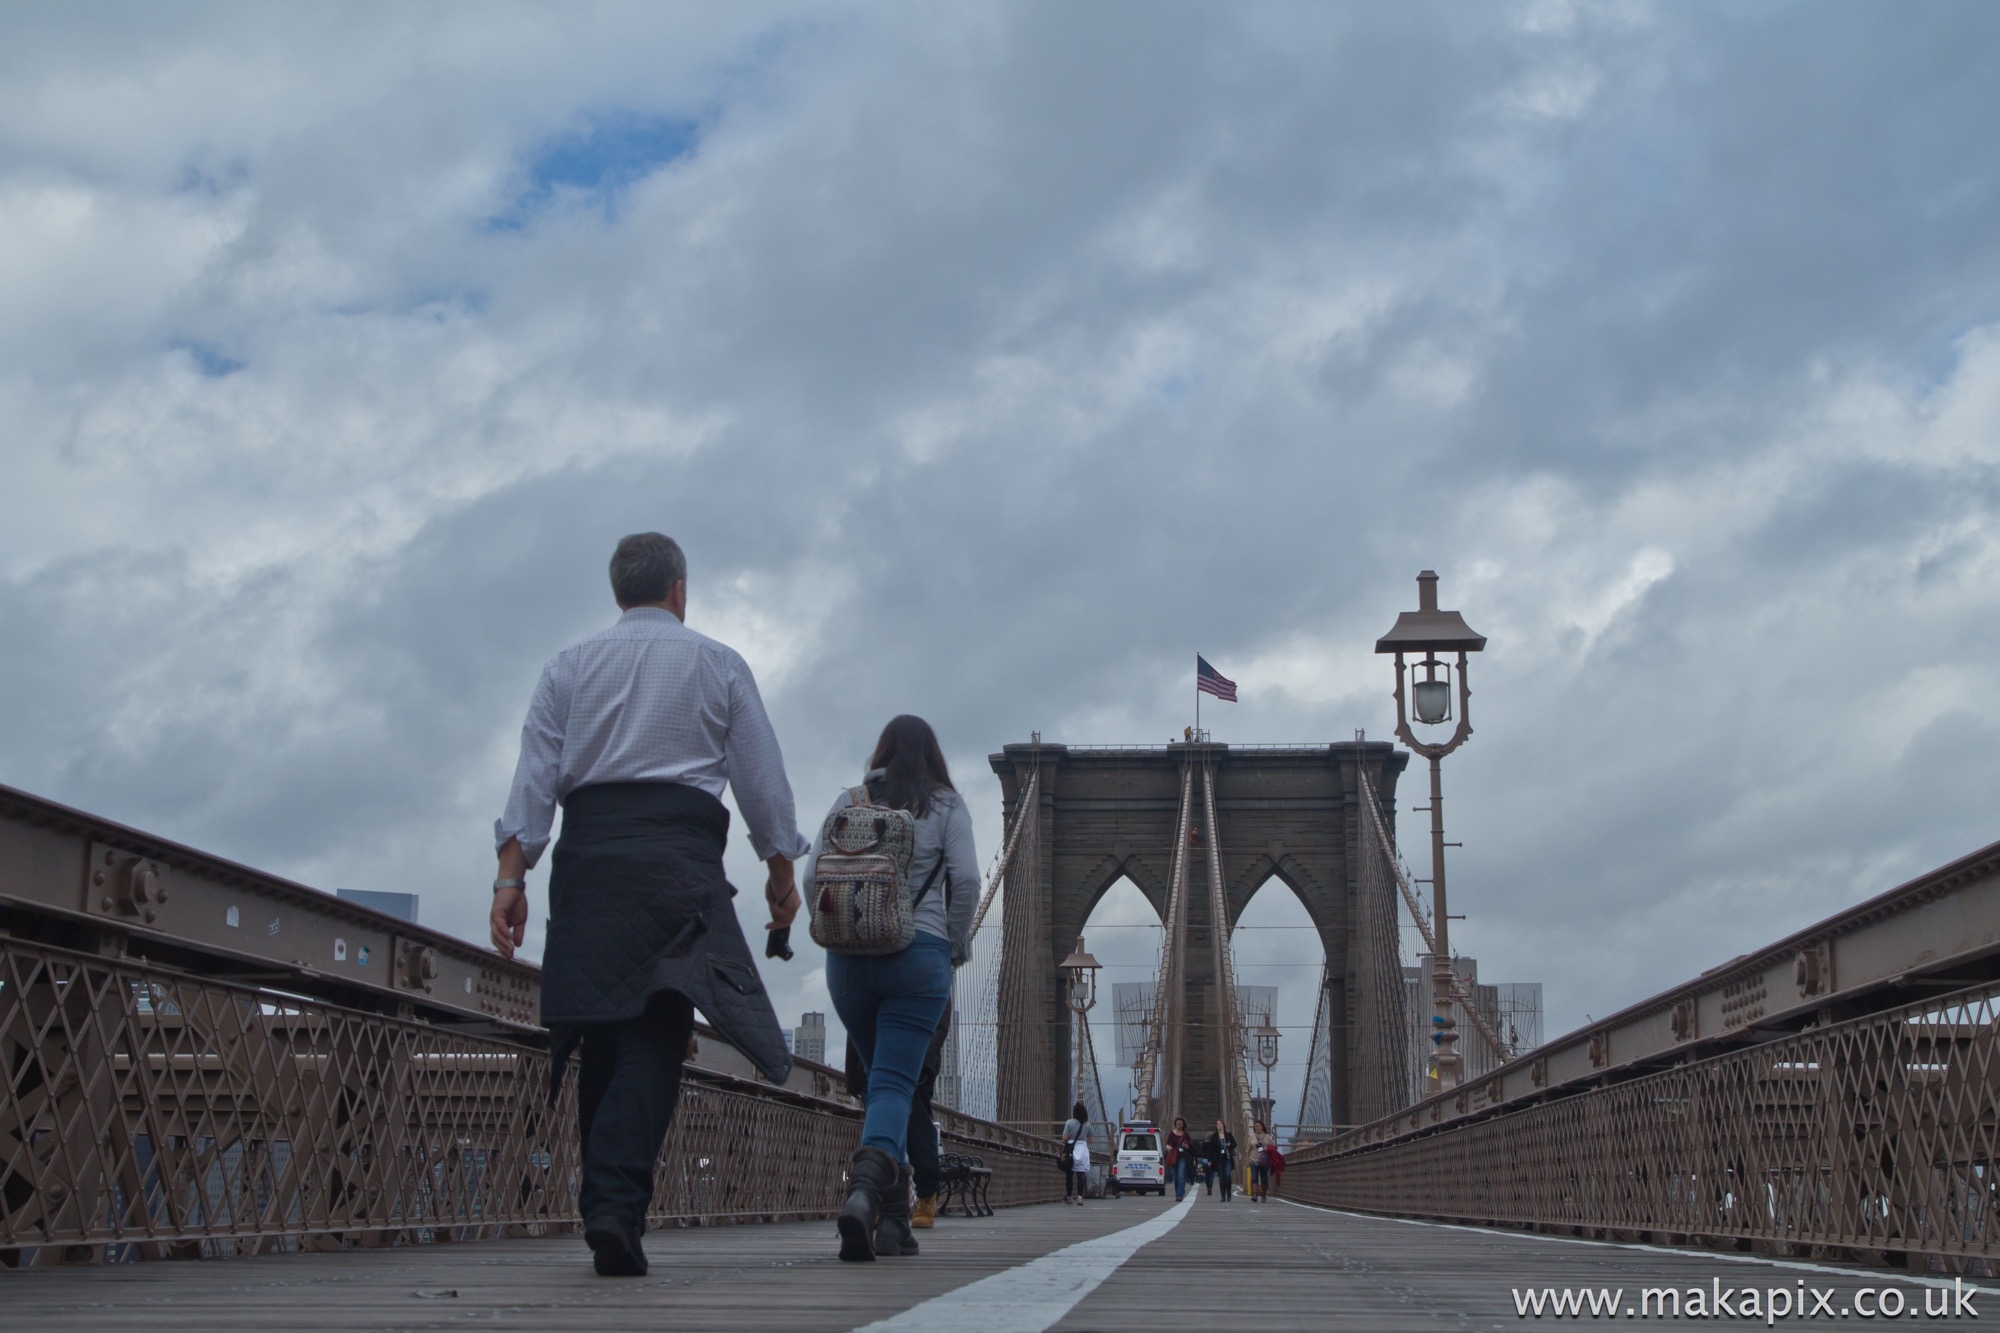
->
[4, 711, 1999, 1329]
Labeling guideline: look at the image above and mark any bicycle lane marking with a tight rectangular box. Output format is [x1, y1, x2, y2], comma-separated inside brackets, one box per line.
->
[851, 1194, 1197, 1333]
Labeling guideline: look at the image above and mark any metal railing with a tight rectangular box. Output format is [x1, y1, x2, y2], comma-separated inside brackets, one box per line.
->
[0, 783, 1063, 1265]
[1286, 976, 2000, 1271]
[0, 932, 1061, 1264]
[1282, 835, 2000, 1273]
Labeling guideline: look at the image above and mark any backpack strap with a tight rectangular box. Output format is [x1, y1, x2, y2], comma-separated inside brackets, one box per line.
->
[911, 855, 946, 909]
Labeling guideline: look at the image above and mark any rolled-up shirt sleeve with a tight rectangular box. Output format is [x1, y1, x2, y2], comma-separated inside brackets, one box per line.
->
[722, 655, 811, 862]
[495, 660, 566, 868]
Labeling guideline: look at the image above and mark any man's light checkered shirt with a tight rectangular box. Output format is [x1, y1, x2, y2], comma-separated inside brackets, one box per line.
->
[495, 608, 810, 866]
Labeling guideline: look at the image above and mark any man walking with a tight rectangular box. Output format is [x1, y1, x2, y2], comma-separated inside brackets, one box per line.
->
[489, 533, 807, 1276]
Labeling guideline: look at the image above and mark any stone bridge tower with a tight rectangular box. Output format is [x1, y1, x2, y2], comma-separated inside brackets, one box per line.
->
[989, 740, 1411, 1134]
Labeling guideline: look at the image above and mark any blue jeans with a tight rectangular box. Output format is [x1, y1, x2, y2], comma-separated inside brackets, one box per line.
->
[826, 934, 951, 1163]
[1169, 1157, 1188, 1200]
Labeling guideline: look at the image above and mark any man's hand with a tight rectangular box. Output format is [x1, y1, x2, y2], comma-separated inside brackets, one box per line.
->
[491, 837, 530, 959]
[765, 855, 800, 930]
[491, 885, 527, 959]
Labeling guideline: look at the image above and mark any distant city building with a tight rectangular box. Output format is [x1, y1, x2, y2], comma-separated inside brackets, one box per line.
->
[1495, 981, 1544, 1054]
[335, 889, 419, 922]
[783, 1030, 795, 1056]
[794, 1011, 827, 1065]
[1236, 985, 1277, 1032]
[1112, 981, 1155, 1068]
[1404, 958, 1543, 1099]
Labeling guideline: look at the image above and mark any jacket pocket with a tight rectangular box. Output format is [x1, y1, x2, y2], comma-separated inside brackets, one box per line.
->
[708, 954, 764, 996]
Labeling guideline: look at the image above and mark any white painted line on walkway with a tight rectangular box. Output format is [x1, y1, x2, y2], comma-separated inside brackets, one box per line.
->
[851, 1196, 1197, 1333]
[1271, 1197, 1968, 1290]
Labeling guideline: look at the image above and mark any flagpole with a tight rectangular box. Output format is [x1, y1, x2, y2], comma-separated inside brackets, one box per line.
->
[1195, 653, 1200, 739]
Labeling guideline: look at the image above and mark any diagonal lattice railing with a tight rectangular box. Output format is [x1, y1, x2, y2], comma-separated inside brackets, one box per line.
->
[1284, 976, 2000, 1272]
[0, 936, 1061, 1260]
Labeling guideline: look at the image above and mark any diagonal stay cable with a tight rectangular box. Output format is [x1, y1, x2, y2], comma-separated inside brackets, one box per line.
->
[1356, 764, 1510, 1066]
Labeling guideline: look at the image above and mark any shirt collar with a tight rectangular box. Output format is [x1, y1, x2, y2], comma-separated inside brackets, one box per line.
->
[619, 606, 683, 625]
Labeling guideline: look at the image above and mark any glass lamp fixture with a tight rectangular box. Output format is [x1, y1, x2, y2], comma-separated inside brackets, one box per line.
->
[1059, 937, 1102, 1012]
[1412, 676, 1452, 725]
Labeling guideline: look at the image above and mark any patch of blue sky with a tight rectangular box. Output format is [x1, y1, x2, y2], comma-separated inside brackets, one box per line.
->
[1157, 371, 1199, 404]
[174, 342, 246, 378]
[402, 288, 491, 321]
[487, 110, 702, 231]
[172, 155, 253, 198]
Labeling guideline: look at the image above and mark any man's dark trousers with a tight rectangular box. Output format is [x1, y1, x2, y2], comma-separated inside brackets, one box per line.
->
[576, 989, 696, 1226]
[908, 1067, 941, 1198]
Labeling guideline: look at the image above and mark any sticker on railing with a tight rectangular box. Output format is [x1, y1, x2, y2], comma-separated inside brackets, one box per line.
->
[334, 938, 347, 962]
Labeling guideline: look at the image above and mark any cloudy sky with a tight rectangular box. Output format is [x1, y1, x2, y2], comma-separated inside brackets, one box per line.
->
[5, 1, 1998, 1129]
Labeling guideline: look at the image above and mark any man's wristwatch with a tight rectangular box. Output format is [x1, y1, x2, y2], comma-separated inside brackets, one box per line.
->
[493, 878, 526, 894]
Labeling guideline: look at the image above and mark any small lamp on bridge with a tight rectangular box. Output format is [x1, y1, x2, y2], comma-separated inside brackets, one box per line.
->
[1254, 1021, 1280, 1073]
[1060, 937, 1103, 1016]
[1376, 570, 1486, 744]
[1254, 1020, 1281, 1111]
[1376, 570, 1487, 1091]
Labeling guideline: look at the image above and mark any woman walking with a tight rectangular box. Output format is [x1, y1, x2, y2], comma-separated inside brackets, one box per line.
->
[810, 716, 978, 1261]
[1249, 1120, 1275, 1202]
[1061, 1100, 1092, 1203]
[1163, 1116, 1194, 1202]
[1202, 1119, 1237, 1203]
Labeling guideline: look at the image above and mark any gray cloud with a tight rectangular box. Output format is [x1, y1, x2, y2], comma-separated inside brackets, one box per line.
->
[5, 1, 2000, 1128]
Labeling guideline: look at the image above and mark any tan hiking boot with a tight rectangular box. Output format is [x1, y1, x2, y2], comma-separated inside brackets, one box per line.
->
[911, 1194, 938, 1229]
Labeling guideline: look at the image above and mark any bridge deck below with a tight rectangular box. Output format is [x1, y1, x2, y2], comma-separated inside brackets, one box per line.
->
[0, 1196, 1961, 1331]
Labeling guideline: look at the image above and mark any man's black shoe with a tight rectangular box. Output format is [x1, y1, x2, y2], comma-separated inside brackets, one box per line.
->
[584, 1216, 648, 1276]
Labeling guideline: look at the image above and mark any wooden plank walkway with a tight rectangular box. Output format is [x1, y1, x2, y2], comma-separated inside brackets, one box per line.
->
[0, 1194, 1980, 1330]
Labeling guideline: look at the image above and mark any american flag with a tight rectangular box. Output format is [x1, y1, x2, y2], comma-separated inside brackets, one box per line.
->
[1196, 655, 1238, 702]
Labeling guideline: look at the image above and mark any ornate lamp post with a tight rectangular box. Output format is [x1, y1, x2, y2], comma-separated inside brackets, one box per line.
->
[1059, 937, 1103, 1121]
[1375, 570, 1486, 1091]
[1254, 1020, 1280, 1116]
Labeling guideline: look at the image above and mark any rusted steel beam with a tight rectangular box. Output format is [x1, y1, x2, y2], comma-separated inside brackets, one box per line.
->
[0, 782, 541, 1030]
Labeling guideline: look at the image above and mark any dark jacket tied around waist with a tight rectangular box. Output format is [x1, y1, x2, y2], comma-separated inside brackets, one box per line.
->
[541, 781, 792, 1096]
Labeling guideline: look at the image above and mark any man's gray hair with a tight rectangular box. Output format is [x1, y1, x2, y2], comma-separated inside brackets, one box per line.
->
[609, 533, 686, 607]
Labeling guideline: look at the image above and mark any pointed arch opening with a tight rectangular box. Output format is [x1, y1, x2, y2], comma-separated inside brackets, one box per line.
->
[1071, 874, 1165, 1128]
[1231, 871, 1331, 1144]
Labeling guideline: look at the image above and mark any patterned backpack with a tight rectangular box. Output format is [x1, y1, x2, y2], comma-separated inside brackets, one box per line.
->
[809, 784, 945, 956]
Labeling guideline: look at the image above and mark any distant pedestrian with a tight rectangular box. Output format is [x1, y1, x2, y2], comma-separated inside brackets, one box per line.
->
[1267, 1139, 1287, 1198]
[490, 533, 804, 1278]
[1202, 1120, 1237, 1204]
[1164, 1116, 1194, 1202]
[810, 715, 978, 1261]
[1249, 1119, 1275, 1202]
[1062, 1100, 1092, 1203]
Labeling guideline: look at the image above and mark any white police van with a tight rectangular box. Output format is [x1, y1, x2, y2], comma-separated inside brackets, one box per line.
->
[1107, 1120, 1166, 1196]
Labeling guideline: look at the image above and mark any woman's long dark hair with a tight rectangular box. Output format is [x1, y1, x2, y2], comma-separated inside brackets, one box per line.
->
[1071, 1100, 1089, 1123]
[866, 714, 954, 817]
